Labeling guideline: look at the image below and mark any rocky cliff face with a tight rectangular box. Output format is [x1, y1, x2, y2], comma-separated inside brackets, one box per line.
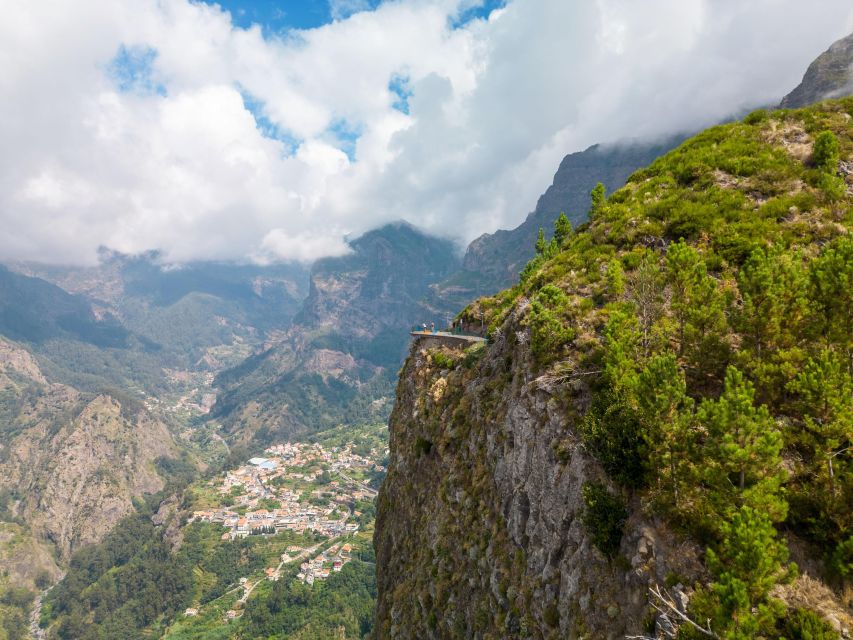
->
[374, 332, 704, 639]
[0, 337, 178, 560]
[781, 31, 853, 108]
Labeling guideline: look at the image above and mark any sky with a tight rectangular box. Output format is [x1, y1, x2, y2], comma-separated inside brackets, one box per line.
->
[2, 0, 852, 265]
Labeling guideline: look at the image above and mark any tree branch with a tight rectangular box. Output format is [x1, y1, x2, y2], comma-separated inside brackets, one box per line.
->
[626, 584, 720, 640]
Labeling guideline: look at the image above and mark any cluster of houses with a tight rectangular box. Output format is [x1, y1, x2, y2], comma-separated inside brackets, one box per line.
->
[190, 506, 359, 539]
[263, 441, 385, 476]
[190, 441, 381, 540]
[297, 542, 354, 585]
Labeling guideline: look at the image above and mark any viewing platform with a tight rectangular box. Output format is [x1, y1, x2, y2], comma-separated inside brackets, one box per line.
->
[409, 330, 486, 349]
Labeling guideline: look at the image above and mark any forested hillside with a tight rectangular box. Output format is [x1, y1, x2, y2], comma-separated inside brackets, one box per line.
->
[375, 98, 853, 639]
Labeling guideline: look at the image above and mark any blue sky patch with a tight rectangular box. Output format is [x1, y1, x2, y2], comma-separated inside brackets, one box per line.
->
[388, 74, 413, 114]
[239, 89, 302, 155]
[328, 118, 362, 161]
[203, 0, 333, 32]
[108, 44, 166, 96]
[202, 0, 386, 33]
[451, 0, 506, 29]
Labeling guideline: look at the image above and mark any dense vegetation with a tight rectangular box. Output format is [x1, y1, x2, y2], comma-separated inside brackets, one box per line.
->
[42, 511, 324, 639]
[464, 99, 853, 638]
[243, 550, 377, 639]
[0, 580, 33, 640]
[43, 514, 193, 639]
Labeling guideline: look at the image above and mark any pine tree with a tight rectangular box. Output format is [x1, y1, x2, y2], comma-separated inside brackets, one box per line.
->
[699, 506, 789, 639]
[665, 240, 729, 381]
[547, 237, 558, 258]
[590, 182, 606, 215]
[535, 228, 547, 256]
[737, 248, 806, 358]
[698, 367, 786, 522]
[809, 235, 853, 363]
[602, 307, 642, 395]
[605, 259, 625, 299]
[666, 240, 704, 356]
[628, 252, 664, 357]
[735, 248, 810, 405]
[637, 353, 693, 508]
[553, 212, 572, 246]
[787, 348, 852, 496]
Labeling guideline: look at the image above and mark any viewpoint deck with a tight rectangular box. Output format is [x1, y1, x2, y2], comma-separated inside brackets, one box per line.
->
[410, 331, 486, 349]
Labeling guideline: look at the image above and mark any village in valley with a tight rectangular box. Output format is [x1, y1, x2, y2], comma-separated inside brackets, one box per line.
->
[190, 439, 384, 590]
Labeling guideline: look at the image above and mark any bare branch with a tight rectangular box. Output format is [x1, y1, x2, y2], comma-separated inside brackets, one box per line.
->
[830, 445, 852, 459]
[647, 584, 719, 639]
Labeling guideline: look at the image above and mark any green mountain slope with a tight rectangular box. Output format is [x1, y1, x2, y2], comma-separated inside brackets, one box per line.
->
[375, 99, 853, 639]
[0, 266, 129, 348]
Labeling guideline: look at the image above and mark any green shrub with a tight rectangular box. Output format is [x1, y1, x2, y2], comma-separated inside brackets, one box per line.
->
[415, 437, 433, 457]
[580, 391, 647, 488]
[782, 607, 839, 640]
[744, 109, 769, 125]
[581, 482, 627, 558]
[830, 536, 853, 580]
[812, 131, 840, 173]
[431, 350, 457, 370]
[528, 284, 575, 364]
[543, 603, 560, 628]
[819, 172, 846, 201]
[461, 343, 485, 369]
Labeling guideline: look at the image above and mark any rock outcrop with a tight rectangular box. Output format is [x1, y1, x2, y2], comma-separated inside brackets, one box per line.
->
[374, 335, 704, 639]
[781, 31, 853, 108]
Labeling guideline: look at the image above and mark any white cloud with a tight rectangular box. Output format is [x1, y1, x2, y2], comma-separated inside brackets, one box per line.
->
[257, 228, 352, 263]
[1, 0, 852, 265]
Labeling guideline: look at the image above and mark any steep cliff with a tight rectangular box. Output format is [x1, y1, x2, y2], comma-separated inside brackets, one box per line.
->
[375, 336, 708, 639]
[781, 31, 853, 109]
[375, 100, 853, 639]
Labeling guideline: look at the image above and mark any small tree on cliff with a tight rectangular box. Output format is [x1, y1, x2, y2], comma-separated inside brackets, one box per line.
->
[698, 367, 786, 523]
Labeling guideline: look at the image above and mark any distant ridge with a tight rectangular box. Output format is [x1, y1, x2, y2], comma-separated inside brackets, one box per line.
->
[781, 31, 853, 108]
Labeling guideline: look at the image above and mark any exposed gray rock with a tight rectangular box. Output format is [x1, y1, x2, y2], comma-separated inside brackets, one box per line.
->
[374, 310, 704, 639]
[781, 32, 853, 108]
